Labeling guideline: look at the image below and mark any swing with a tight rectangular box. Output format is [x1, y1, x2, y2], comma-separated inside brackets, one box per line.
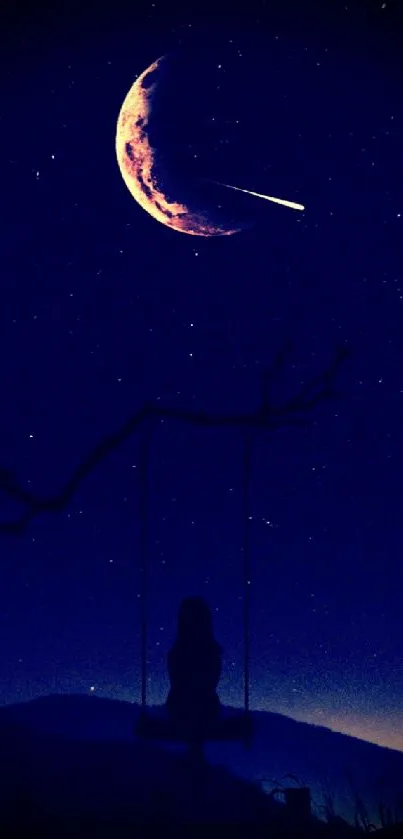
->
[134, 424, 254, 748]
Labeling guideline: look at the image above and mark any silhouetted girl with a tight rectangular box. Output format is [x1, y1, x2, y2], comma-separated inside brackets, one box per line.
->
[166, 597, 222, 728]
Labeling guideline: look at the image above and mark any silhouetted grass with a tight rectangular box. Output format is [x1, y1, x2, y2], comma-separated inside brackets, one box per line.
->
[259, 769, 403, 834]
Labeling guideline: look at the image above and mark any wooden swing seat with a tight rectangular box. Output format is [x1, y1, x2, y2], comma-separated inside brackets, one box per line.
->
[135, 708, 253, 744]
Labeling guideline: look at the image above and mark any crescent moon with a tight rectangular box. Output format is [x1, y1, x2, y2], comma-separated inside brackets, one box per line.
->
[115, 56, 242, 237]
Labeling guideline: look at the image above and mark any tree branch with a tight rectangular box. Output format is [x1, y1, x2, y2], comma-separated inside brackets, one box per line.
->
[0, 344, 350, 535]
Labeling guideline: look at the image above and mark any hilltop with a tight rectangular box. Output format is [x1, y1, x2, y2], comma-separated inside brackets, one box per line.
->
[0, 693, 401, 834]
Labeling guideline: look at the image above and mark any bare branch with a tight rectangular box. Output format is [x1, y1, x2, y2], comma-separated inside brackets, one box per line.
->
[0, 344, 350, 535]
[260, 339, 293, 415]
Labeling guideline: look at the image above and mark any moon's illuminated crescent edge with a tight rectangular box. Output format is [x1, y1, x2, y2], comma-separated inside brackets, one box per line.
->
[115, 56, 242, 237]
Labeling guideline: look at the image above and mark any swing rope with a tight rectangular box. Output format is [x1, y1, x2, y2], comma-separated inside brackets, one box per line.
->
[242, 430, 252, 732]
[139, 421, 152, 714]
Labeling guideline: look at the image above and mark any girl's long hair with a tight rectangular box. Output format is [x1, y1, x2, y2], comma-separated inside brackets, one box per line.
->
[176, 596, 219, 648]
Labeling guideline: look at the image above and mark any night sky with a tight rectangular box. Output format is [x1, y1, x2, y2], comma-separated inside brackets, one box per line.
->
[1, 0, 402, 753]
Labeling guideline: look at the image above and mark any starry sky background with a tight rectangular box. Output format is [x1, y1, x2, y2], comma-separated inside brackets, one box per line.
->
[0, 0, 402, 752]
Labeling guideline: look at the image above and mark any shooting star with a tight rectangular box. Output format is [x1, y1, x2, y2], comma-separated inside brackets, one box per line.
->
[212, 180, 305, 212]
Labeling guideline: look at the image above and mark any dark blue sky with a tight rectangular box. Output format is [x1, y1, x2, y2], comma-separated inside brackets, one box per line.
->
[0, 0, 402, 752]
